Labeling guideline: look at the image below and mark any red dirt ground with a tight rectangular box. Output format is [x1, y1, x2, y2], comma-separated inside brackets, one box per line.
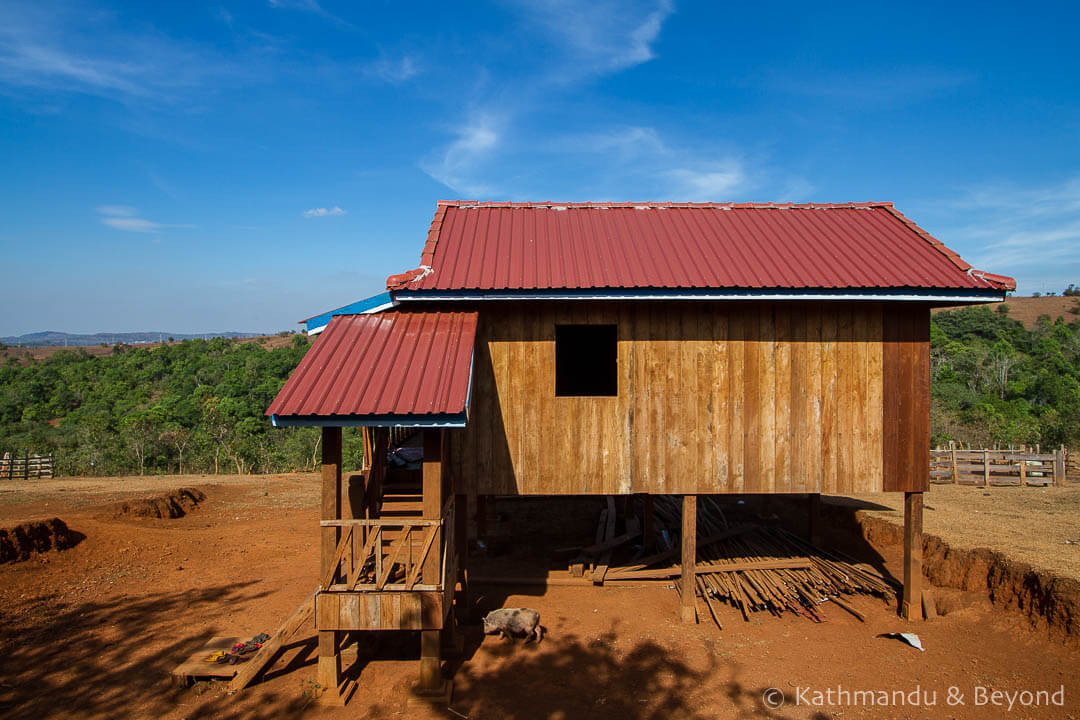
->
[1, 475, 1077, 720]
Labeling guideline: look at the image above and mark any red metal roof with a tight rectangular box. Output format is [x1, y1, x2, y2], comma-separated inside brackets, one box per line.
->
[266, 312, 477, 423]
[386, 202, 1014, 293]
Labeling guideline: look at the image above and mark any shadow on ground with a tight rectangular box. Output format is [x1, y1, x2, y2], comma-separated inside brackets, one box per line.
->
[0, 584, 320, 720]
[443, 621, 830, 720]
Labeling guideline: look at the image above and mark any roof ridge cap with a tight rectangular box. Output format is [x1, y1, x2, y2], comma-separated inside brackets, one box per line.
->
[387, 203, 450, 290]
[878, 205, 972, 274]
[435, 200, 896, 210]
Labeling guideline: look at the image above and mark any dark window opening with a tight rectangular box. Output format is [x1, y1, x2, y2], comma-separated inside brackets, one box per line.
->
[555, 324, 617, 396]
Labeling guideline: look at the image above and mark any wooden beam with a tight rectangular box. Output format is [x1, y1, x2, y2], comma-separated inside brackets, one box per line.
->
[902, 491, 923, 621]
[419, 428, 444, 693]
[1054, 446, 1066, 487]
[318, 426, 343, 695]
[418, 628, 442, 692]
[229, 591, 315, 692]
[454, 493, 470, 622]
[680, 494, 697, 624]
[593, 496, 617, 584]
[422, 428, 444, 582]
[608, 558, 813, 580]
[610, 524, 753, 575]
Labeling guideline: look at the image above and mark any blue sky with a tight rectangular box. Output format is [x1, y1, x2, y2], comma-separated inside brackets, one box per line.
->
[1, 0, 1077, 335]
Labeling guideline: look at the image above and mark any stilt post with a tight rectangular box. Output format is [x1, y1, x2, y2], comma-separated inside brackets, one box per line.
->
[680, 494, 697, 624]
[902, 491, 923, 621]
[455, 491, 470, 622]
[318, 426, 343, 693]
[418, 428, 445, 692]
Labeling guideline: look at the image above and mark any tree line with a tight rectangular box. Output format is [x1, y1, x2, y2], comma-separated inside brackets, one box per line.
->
[0, 335, 365, 476]
[931, 304, 1080, 449]
[1, 304, 1078, 477]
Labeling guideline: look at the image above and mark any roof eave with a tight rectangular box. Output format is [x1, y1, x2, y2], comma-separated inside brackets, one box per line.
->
[270, 412, 468, 428]
[391, 287, 1008, 304]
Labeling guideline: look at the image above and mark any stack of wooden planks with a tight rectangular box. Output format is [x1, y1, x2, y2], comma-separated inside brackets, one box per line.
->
[593, 495, 896, 628]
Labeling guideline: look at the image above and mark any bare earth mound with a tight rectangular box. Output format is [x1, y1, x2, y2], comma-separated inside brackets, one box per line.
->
[857, 514, 1080, 643]
[0, 518, 83, 563]
[99, 488, 206, 519]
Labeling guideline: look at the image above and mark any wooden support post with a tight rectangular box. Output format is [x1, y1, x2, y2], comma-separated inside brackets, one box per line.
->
[983, 450, 990, 488]
[949, 441, 958, 484]
[680, 495, 697, 624]
[418, 428, 445, 693]
[1055, 446, 1066, 487]
[901, 491, 923, 621]
[455, 492, 470, 622]
[418, 628, 442, 692]
[806, 493, 821, 546]
[318, 426, 343, 694]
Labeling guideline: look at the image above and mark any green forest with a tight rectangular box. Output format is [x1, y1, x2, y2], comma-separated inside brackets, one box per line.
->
[0, 335, 366, 476]
[1, 302, 1078, 477]
[931, 304, 1080, 449]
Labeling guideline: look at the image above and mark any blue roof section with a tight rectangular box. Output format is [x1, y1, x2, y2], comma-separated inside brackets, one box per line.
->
[302, 292, 395, 334]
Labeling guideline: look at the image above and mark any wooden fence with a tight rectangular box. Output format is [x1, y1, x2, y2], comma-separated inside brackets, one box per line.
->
[1, 452, 54, 480]
[931, 444, 1067, 487]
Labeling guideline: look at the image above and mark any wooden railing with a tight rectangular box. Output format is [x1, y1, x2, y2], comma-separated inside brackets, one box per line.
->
[1, 452, 54, 480]
[931, 445, 1067, 487]
[318, 495, 454, 592]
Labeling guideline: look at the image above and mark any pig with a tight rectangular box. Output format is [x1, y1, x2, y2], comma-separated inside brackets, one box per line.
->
[481, 607, 544, 643]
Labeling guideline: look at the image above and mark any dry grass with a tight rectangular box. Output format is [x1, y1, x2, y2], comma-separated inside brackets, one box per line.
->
[934, 295, 1080, 329]
[846, 483, 1080, 580]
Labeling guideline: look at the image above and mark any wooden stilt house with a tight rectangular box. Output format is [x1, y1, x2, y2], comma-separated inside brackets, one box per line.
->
[267, 201, 1014, 700]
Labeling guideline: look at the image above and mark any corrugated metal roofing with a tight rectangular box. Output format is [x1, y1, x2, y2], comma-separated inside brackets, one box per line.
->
[301, 291, 394, 336]
[386, 202, 1014, 293]
[266, 312, 477, 424]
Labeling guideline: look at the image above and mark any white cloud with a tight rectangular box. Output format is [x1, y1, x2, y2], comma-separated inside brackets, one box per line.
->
[267, 0, 323, 11]
[563, 126, 668, 157]
[666, 163, 748, 202]
[420, 117, 501, 197]
[929, 177, 1080, 294]
[101, 216, 164, 233]
[365, 54, 420, 84]
[96, 205, 137, 217]
[267, 0, 350, 27]
[96, 205, 191, 234]
[0, 2, 255, 106]
[764, 66, 973, 108]
[303, 206, 347, 218]
[513, 0, 673, 76]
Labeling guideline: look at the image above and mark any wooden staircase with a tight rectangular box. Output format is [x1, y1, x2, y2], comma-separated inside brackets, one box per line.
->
[375, 480, 426, 565]
[314, 426, 459, 703]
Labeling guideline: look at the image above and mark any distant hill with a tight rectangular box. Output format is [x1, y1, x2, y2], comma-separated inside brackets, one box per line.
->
[0, 330, 261, 347]
[933, 295, 1080, 330]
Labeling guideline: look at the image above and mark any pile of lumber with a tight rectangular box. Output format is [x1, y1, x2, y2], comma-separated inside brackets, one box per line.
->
[574, 495, 896, 627]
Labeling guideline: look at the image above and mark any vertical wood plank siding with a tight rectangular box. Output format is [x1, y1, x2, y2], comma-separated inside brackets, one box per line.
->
[882, 304, 931, 492]
[447, 301, 929, 495]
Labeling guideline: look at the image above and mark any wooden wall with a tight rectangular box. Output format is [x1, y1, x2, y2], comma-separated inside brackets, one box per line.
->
[445, 301, 929, 496]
